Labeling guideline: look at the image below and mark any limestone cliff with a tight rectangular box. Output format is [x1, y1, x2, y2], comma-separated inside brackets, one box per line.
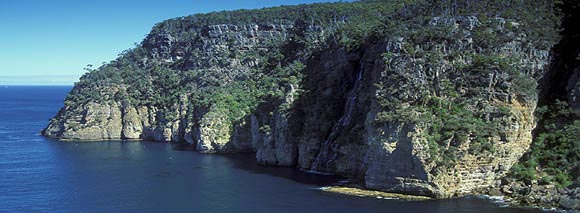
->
[488, 0, 580, 209]
[43, 0, 562, 199]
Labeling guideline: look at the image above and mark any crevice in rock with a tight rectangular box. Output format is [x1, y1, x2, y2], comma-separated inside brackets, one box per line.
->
[536, 0, 580, 109]
[311, 59, 365, 172]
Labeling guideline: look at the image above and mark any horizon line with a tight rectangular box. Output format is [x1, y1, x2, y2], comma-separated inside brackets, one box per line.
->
[0, 75, 80, 86]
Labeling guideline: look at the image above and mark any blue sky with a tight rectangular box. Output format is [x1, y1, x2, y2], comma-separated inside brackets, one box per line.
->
[0, 0, 348, 85]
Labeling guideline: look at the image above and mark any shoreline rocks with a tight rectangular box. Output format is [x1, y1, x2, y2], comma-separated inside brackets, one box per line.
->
[320, 186, 432, 201]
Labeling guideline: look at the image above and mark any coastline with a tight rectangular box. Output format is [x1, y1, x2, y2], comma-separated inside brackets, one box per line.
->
[321, 182, 580, 211]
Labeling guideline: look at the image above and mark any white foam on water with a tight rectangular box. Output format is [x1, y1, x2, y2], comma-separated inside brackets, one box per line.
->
[300, 168, 335, 176]
[378, 197, 398, 200]
[477, 195, 513, 208]
[478, 195, 505, 201]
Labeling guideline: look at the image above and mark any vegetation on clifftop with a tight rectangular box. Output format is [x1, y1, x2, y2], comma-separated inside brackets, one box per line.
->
[66, 0, 558, 109]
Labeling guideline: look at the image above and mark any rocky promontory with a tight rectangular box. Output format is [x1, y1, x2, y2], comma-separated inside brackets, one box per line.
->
[43, 0, 579, 209]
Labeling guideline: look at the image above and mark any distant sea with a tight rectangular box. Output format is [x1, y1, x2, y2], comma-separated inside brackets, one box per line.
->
[0, 86, 537, 212]
[0, 75, 78, 86]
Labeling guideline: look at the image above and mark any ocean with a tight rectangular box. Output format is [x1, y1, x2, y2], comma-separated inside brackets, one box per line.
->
[0, 86, 536, 212]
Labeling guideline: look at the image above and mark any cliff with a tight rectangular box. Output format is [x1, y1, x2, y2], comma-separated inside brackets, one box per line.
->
[485, 0, 580, 209]
[43, 0, 570, 202]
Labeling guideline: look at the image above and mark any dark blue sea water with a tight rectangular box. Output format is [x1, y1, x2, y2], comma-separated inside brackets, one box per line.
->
[0, 86, 538, 212]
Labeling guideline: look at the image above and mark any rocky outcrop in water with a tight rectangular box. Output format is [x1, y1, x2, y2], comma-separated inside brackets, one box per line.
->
[43, 0, 567, 201]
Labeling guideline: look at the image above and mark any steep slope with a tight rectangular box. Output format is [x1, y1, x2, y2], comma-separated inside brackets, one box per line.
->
[43, 0, 560, 198]
[496, 0, 580, 209]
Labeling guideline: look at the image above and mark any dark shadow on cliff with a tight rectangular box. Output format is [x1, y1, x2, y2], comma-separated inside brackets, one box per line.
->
[530, 0, 580, 149]
[536, 0, 580, 109]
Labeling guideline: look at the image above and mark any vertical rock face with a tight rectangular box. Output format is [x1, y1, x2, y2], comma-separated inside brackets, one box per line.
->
[255, 86, 299, 166]
[197, 108, 255, 153]
[121, 106, 145, 139]
[44, 102, 123, 141]
[294, 47, 361, 172]
[43, 1, 559, 199]
[357, 16, 549, 197]
[278, 16, 549, 197]
[364, 122, 435, 195]
[568, 68, 580, 110]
